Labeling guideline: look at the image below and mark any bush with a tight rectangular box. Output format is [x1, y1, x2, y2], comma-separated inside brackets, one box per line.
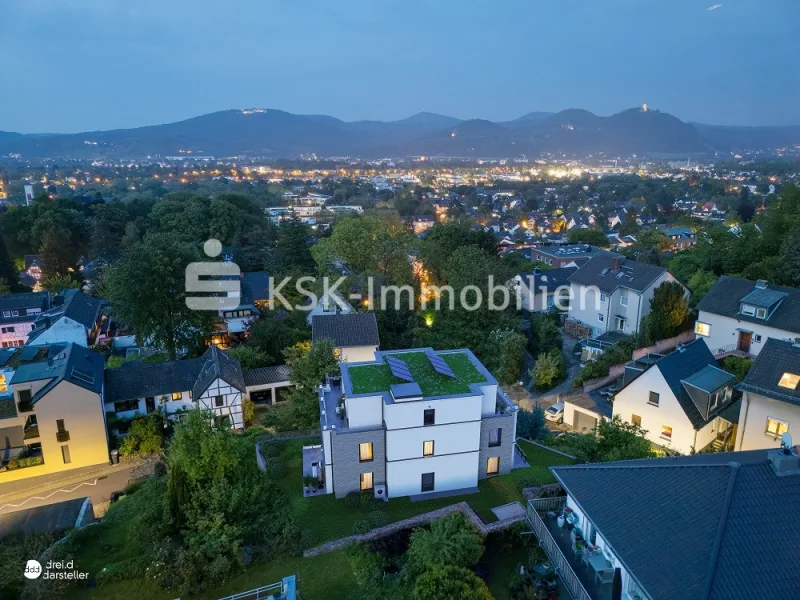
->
[359, 490, 377, 509]
[96, 556, 150, 586]
[260, 443, 282, 459]
[353, 519, 373, 535]
[267, 460, 287, 479]
[299, 528, 319, 550]
[344, 491, 363, 509]
[367, 510, 389, 528]
[118, 414, 164, 457]
[515, 475, 540, 492]
[6, 459, 18, 470]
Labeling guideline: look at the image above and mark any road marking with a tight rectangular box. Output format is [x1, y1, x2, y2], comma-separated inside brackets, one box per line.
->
[0, 479, 99, 512]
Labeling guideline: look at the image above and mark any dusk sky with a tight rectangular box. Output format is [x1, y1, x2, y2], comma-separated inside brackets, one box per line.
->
[1, 0, 798, 133]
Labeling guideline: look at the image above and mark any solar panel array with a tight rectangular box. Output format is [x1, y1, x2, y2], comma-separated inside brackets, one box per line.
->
[427, 352, 456, 379]
[386, 355, 414, 382]
[19, 346, 40, 361]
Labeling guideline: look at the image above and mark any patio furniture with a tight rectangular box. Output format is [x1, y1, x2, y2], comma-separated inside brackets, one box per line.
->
[581, 546, 594, 568]
[595, 568, 614, 587]
[588, 552, 614, 585]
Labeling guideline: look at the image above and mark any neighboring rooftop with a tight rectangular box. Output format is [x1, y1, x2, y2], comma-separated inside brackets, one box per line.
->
[312, 313, 380, 348]
[533, 244, 618, 259]
[8, 343, 104, 404]
[240, 271, 270, 306]
[551, 450, 800, 600]
[568, 255, 667, 294]
[0, 292, 50, 323]
[516, 266, 577, 292]
[243, 364, 291, 386]
[27, 290, 102, 342]
[737, 338, 800, 407]
[344, 349, 490, 397]
[696, 275, 800, 334]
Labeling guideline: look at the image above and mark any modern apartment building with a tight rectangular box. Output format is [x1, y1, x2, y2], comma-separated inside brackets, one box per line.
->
[316, 348, 518, 499]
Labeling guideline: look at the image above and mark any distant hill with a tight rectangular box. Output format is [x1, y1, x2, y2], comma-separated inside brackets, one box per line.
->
[0, 107, 796, 159]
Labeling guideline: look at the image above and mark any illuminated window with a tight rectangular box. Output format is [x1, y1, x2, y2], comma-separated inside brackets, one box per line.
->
[756, 308, 767, 319]
[423, 440, 434, 457]
[660, 425, 673, 441]
[172, 392, 182, 400]
[778, 373, 800, 390]
[360, 472, 373, 491]
[359, 442, 373, 462]
[694, 322, 711, 337]
[487, 456, 500, 475]
[766, 418, 789, 437]
[0, 374, 6, 393]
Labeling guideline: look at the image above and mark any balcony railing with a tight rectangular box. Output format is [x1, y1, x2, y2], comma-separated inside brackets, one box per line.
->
[56, 430, 70, 442]
[527, 498, 593, 600]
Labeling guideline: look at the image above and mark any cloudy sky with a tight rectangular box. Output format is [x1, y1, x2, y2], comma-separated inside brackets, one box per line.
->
[1, 0, 797, 133]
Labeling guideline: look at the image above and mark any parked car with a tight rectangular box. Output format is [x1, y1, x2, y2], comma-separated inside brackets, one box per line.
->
[544, 402, 565, 424]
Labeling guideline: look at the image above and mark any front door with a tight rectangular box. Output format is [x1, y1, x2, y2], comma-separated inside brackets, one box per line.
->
[738, 331, 752, 353]
[145, 397, 156, 413]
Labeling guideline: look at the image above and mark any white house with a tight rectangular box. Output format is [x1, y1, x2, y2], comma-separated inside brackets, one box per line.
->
[735, 338, 800, 451]
[612, 339, 738, 454]
[695, 276, 800, 356]
[513, 266, 576, 313]
[317, 348, 519, 499]
[0, 292, 50, 348]
[312, 313, 380, 364]
[528, 447, 800, 600]
[304, 289, 353, 326]
[567, 255, 684, 337]
[26, 290, 102, 348]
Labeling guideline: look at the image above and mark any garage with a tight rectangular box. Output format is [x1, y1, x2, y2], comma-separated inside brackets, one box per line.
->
[573, 410, 598, 434]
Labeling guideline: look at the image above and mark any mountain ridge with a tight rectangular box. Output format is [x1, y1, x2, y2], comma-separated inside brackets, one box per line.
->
[0, 107, 797, 159]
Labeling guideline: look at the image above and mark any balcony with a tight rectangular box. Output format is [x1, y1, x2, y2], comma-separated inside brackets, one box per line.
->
[23, 425, 39, 440]
[56, 430, 70, 443]
[526, 498, 612, 600]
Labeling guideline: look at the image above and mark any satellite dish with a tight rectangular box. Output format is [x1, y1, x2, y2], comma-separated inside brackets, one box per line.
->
[781, 432, 793, 454]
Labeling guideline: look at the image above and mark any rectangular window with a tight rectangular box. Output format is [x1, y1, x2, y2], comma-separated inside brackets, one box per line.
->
[778, 373, 800, 390]
[10, 310, 18, 317]
[214, 395, 224, 407]
[710, 391, 719, 410]
[0, 374, 6, 393]
[172, 392, 183, 400]
[421, 472, 435, 492]
[648, 392, 660, 407]
[660, 425, 673, 441]
[694, 322, 711, 337]
[423, 409, 435, 426]
[487, 456, 500, 475]
[423, 440, 434, 457]
[631, 414, 642, 427]
[56, 419, 66, 432]
[741, 305, 755, 316]
[1, 311, 9, 318]
[600, 294, 607, 304]
[488, 428, 502, 447]
[756, 308, 767, 319]
[360, 472, 373, 491]
[620, 293, 628, 307]
[61, 445, 71, 464]
[598, 313, 604, 323]
[359, 442, 373, 462]
[114, 399, 139, 412]
[766, 418, 789, 437]
[754, 334, 762, 343]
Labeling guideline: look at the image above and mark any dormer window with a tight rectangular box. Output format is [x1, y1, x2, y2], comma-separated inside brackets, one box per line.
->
[778, 372, 800, 390]
[756, 308, 767, 319]
[741, 304, 755, 316]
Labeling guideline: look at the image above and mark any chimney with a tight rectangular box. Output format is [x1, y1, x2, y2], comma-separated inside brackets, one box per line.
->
[611, 257, 621, 271]
[755, 279, 768, 289]
[770, 447, 800, 477]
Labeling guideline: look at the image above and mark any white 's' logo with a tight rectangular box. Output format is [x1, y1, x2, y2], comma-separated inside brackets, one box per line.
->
[185, 239, 242, 311]
[24, 559, 42, 579]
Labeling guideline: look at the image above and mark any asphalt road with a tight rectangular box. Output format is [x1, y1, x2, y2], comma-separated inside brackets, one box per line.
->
[0, 465, 138, 516]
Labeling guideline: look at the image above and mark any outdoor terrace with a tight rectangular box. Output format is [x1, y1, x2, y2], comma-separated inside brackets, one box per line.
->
[527, 497, 614, 600]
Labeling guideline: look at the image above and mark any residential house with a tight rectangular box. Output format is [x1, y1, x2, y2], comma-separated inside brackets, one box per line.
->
[567, 256, 683, 337]
[305, 289, 354, 326]
[527, 447, 800, 600]
[218, 272, 270, 343]
[664, 227, 696, 250]
[695, 276, 800, 356]
[104, 345, 247, 430]
[19, 255, 44, 290]
[26, 290, 102, 347]
[531, 244, 618, 269]
[0, 292, 50, 348]
[316, 348, 519, 499]
[312, 313, 380, 363]
[514, 266, 577, 312]
[735, 338, 800, 451]
[0, 343, 109, 482]
[612, 339, 738, 454]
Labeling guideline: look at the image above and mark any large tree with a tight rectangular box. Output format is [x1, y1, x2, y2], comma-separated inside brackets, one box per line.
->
[105, 233, 217, 359]
[413, 566, 494, 600]
[405, 513, 485, 577]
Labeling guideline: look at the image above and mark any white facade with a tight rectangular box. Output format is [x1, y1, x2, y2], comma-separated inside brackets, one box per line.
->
[0, 323, 32, 348]
[568, 271, 675, 337]
[338, 346, 378, 363]
[695, 310, 797, 356]
[736, 391, 800, 451]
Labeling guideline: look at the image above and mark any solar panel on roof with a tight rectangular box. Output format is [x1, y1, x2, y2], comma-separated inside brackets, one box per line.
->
[0, 349, 15, 367]
[19, 346, 40, 361]
[71, 368, 95, 385]
[386, 355, 414, 382]
[427, 353, 457, 379]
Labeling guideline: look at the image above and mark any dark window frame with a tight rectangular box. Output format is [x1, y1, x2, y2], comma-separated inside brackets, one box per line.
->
[421, 472, 435, 492]
[488, 427, 502, 447]
[423, 409, 435, 426]
[648, 391, 660, 407]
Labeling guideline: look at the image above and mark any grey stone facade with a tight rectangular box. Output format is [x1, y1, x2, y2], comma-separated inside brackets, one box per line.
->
[478, 412, 516, 479]
[330, 427, 386, 498]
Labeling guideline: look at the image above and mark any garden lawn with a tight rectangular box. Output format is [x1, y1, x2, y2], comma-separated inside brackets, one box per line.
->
[275, 437, 573, 539]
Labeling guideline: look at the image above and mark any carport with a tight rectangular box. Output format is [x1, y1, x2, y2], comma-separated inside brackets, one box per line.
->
[243, 365, 292, 405]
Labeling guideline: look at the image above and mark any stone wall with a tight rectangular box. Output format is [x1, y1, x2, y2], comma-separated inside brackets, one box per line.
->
[304, 500, 527, 557]
[330, 427, 386, 498]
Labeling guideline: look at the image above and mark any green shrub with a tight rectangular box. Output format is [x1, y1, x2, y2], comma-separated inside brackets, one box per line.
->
[359, 490, 377, 508]
[367, 511, 389, 528]
[345, 492, 362, 508]
[95, 556, 149, 586]
[6, 459, 18, 470]
[353, 519, 373, 535]
[515, 475, 540, 492]
[267, 460, 287, 479]
[118, 414, 164, 457]
[260, 443, 282, 459]
[299, 528, 319, 550]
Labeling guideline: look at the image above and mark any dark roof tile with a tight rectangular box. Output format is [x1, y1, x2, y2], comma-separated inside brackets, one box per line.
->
[312, 313, 380, 348]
